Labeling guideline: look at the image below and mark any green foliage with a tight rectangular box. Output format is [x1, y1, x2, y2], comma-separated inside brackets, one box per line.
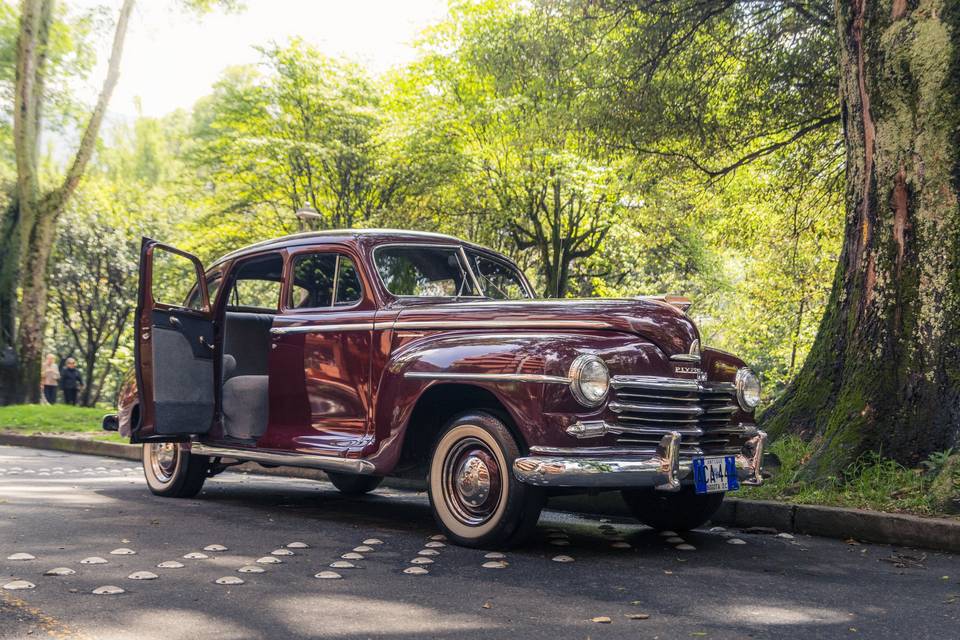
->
[922, 449, 957, 475]
[743, 436, 955, 517]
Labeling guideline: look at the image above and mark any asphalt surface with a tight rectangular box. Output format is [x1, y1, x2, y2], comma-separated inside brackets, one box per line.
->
[1, 445, 958, 640]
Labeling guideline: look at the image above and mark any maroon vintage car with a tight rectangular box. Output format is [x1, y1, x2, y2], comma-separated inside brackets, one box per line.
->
[104, 229, 766, 548]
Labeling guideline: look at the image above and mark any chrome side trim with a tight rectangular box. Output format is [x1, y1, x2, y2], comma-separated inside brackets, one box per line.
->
[669, 354, 701, 362]
[403, 371, 571, 384]
[377, 319, 612, 331]
[270, 323, 375, 335]
[191, 444, 376, 475]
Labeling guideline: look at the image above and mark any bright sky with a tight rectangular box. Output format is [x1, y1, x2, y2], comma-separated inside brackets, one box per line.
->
[78, 0, 450, 119]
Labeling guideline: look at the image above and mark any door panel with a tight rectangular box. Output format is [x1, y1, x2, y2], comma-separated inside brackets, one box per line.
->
[261, 248, 374, 455]
[149, 309, 215, 436]
[263, 311, 373, 453]
[134, 238, 215, 442]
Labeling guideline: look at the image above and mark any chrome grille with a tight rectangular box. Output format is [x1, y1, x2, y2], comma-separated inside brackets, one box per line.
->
[608, 375, 746, 457]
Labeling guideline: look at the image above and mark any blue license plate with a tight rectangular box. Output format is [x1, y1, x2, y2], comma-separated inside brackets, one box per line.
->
[692, 456, 740, 494]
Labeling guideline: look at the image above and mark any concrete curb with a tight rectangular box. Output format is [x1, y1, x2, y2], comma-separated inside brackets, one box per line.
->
[3, 432, 959, 553]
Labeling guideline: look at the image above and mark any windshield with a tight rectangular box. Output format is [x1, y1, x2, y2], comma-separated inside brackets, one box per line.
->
[375, 246, 480, 298]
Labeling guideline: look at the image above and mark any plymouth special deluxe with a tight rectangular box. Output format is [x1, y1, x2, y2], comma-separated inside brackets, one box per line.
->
[105, 229, 766, 548]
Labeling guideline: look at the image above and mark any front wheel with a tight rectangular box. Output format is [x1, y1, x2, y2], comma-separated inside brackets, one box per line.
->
[428, 412, 543, 549]
[621, 487, 725, 531]
[327, 472, 383, 495]
[142, 443, 209, 498]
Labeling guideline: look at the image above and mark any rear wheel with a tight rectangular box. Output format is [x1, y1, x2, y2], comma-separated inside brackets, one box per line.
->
[142, 443, 209, 498]
[428, 412, 543, 549]
[327, 472, 383, 495]
[621, 487, 725, 531]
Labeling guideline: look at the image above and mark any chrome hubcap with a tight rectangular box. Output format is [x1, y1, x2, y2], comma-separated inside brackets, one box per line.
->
[148, 443, 178, 484]
[441, 436, 502, 526]
[455, 455, 491, 508]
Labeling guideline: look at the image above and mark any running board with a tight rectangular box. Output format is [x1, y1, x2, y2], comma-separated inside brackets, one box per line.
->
[191, 444, 376, 475]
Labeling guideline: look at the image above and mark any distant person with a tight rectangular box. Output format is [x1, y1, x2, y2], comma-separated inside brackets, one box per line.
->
[40, 354, 60, 404]
[60, 358, 84, 406]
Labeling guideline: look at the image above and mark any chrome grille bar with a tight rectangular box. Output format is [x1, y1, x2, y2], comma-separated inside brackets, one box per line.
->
[609, 374, 744, 456]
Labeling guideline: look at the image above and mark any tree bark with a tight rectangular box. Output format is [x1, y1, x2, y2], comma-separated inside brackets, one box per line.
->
[762, 0, 960, 474]
[0, 0, 134, 404]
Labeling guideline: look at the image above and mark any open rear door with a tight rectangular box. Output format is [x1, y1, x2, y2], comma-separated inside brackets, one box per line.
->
[133, 238, 216, 442]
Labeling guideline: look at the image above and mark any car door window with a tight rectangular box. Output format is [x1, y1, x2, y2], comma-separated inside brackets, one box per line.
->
[335, 257, 362, 306]
[226, 254, 283, 312]
[468, 252, 530, 300]
[153, 247, 205, 310]
[186, 273, 222, 310]
[289, 252, 363, 309]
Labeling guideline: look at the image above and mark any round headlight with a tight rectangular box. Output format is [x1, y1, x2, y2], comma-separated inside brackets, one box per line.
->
[735, 368, 761, 410]
[568, 354, 609, 407]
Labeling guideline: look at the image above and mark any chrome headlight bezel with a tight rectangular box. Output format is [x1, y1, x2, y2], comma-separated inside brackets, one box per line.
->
[568, 354, 610, 407]
[735, 367, 761, 411]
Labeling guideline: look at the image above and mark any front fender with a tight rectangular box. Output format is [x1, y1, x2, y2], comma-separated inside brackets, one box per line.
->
[366, 329, 651, 472]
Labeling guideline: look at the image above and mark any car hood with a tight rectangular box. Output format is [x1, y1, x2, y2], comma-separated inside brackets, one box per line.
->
[388, 298, 699, 357]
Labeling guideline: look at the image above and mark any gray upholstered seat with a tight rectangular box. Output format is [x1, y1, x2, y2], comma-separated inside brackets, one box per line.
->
[222, 374, 269, 440]
[221, 312, 273, 441]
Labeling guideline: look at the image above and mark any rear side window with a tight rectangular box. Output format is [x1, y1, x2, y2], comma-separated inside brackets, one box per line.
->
[226, 253, 283, 312]
[289, 253, 363, 309]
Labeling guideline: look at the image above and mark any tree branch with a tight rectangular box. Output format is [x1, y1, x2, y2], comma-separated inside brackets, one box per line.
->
[43, 0, 135, 217]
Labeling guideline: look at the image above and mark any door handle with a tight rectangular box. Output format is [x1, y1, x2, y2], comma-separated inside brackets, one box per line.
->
[168, 316, 182, 328]
[198, 335, 215, 350]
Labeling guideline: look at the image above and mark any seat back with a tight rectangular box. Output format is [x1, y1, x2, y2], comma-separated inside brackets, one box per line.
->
[223, 311, 274, 377]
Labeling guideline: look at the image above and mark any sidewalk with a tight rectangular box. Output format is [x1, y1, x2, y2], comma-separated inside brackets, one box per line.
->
[3, 431, 959, 553]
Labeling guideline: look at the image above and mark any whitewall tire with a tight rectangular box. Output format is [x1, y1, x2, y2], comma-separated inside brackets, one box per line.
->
[428, 412, 543, 548]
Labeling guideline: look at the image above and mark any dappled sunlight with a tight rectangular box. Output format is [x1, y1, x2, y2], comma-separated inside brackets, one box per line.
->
[716, 603, 852, 626]
[77, 608, 253, 640]
[0, 481, 120, 506]
[272, 594, 500, 636]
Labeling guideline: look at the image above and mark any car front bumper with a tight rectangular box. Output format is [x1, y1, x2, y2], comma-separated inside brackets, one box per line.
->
[512, 430, 767, 490]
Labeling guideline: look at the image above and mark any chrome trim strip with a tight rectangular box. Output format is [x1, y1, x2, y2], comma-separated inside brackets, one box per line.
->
[192, 444, 376, 475]
[270, 323, 375, 335]
[378, 319, 612, 331]
[611, 375, 736, 393]
[669, 354, 701, 362]
[403, 371, 571, 384]
[609, 401, 705, 415]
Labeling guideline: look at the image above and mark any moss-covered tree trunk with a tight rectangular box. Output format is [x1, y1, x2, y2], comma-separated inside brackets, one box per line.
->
[762, 0, 960, 474]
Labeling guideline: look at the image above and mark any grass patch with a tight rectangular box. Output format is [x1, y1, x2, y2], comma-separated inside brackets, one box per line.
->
[0, 404, 125, 442]
[741, 435, 956, 519]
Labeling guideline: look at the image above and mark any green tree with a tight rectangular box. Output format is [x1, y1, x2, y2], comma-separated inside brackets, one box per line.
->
[409, 1, 632, 297]
[763, 0, 960, 472]
[0, 0, 233, 405]
[191, 41, 393, 234]
[0, 0, 134, 405]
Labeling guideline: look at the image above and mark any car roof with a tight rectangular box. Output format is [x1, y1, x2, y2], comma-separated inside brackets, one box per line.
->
[209, 228, 472, 268]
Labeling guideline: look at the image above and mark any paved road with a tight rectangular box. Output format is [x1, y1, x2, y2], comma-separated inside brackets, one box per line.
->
[1, 445, 958, 640]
